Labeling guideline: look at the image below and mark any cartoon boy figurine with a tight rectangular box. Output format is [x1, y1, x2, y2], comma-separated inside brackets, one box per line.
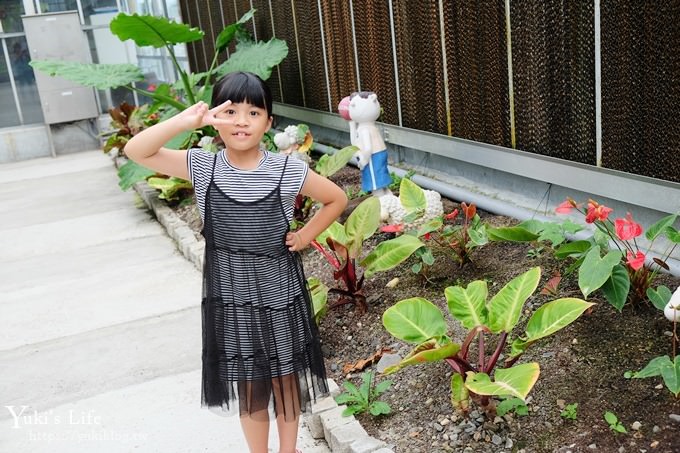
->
[339, 92, 391, 197]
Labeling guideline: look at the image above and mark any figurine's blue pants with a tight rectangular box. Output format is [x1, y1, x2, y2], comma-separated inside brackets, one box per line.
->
[361, 150, 391, 192]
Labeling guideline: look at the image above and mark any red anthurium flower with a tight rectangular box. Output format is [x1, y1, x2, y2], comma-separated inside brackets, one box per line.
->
[555, 200, 574, 214]
[585, 200, 613, 223]
[615, 213, 643, 241]
[626, 250, 645, 271]
[461, 202, 476, 219]
[380, 224, 404, 233]
[555, 197, 582, 214]
[423, 232, 432, 241]
[445, 209, 459, 220]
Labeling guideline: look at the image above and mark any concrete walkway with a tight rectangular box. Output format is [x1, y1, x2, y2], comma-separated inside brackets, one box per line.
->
[0, 151, 330, 452]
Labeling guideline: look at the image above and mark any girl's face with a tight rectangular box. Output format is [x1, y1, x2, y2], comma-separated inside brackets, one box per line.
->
[214, 101, 272, 153]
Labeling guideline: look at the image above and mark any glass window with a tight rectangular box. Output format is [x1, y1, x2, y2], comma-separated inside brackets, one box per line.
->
[81, 0, 119, 26]
[0, 0, 27, 33]
[6, 36, 43, 124]
[0, 44, 20, 127]
[39, 0, 78, 14]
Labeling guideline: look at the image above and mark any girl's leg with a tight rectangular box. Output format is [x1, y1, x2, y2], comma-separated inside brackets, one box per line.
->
[240, 413, 270, 453]
[239, 379, 272, 453]
[272, 374, 302, 453]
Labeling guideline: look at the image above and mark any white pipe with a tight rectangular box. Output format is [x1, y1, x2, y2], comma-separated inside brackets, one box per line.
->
[308, 140, 680, 277]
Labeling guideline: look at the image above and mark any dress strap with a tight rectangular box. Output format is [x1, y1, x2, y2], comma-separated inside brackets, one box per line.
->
[209, 154, 218, 184]
[277, 156, 289, 188]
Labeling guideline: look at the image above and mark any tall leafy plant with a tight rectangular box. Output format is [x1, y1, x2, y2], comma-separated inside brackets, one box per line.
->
[312, 197, 424, 313]
[31, 9, 288, 190]
[382, 267, 593, 414]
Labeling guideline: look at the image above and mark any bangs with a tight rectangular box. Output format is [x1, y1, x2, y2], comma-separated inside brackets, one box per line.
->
[212, 72, 272, 115]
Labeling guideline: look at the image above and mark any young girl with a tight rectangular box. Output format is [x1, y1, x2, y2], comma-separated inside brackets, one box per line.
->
[125, 71, 347, 453]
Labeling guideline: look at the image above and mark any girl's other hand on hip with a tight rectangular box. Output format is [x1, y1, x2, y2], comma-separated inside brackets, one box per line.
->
[285, 231, 307, 252]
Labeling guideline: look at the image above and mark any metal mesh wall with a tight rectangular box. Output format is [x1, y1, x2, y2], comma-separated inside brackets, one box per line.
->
[601, 1, 680, 183]
[291, 0, 330, 111]
[319, 1, 357, 111]
[348, 0, 399, 125]
[178, 1, 679, 184]
[443, 0, 509, 146]
[198, 1, 219, 67]
[250, 1, 282, 103]
[179, 0, 201, 72]
[392, 1, 447, 134]
[510, 1, 596, 164]
[268, 1, 305, 107]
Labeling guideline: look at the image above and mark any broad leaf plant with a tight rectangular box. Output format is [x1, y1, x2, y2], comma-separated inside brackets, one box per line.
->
[312, 197, 425, 313]
[382, 267, 593, 414]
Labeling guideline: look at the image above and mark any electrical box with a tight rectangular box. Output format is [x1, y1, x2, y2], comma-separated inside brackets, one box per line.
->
[23, 11, 99, 125]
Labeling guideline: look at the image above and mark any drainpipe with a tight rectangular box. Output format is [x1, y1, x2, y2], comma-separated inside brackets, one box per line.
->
[308, 141, 680, 278]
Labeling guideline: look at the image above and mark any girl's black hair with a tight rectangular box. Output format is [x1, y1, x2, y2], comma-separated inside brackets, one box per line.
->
[211, 71, 273, 117]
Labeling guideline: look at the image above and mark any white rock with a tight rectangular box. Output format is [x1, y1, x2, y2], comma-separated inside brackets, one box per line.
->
[378, 190, 444, 230]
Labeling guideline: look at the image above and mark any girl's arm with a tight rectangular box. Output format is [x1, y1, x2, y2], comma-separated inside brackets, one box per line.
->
[286, 170, 348, 251]
[125, 101, 233, 180]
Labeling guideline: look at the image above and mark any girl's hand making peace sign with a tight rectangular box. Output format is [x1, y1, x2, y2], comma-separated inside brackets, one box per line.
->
[173, 100, 236, 131]
[202, 100, 237, 127]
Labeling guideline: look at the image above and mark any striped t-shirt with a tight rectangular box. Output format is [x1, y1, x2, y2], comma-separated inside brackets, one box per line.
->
[186, 148, 309, 224]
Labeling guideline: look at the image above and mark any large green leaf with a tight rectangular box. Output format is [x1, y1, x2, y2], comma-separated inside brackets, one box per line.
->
[578, 246, 622, 298]
[486, 267, 541, 333]
[516, 219, 544, 234]
[110, 13, 204, 47]
[538, 219, 586, 247]
[645, 214, 678, 241]
[601, 264, 630, 311]
[487, 226, 539, 242]
[215, 9, 255, 52]
[510, 298, 595, 357]
[554, 240, 592, 260]
[416, 218, 443, 237]
[630, 355, 680, 397]
[314, 145, 357, 177]
[30, 60, 143, 89]
[646, 285, 673, 311]
[383, 340, 459, 374]
[450, 374, 470, 411]
[361, 234, 424, 278]
[316, 221, 348, 248]
[307, 277, 328, 324]
[146, 177, 193, 201]
[215, 38, 288, 80]
[465, 363, 540, 400]
[467, 223, 488, 247]
[117, 160, 156, 191]
[664, 226, 680, 243]
[399, 178, 426, 213]
[445, 281, 489, 329]
[164, 130, 193, 150]
[345, 197, 381, 252]
[382, 298, 447, 344]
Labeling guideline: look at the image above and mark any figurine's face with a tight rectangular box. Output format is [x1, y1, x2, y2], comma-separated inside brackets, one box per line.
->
[349, 95, 381, 123]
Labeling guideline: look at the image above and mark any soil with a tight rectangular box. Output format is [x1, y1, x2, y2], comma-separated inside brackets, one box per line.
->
[172, 163, 680, 453]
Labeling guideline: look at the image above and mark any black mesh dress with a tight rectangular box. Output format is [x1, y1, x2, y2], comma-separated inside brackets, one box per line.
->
[200, 154, 328, 421]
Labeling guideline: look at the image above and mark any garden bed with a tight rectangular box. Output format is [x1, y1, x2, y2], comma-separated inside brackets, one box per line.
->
[174, 163, 680, 453]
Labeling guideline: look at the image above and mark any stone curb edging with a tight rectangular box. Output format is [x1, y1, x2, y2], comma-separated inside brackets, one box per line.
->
[111, 154, 394, 453]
